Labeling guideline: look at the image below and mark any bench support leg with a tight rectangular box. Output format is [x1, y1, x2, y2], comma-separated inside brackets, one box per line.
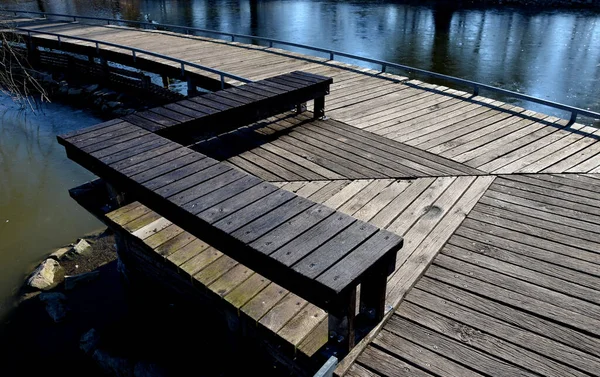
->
[314, 96, 325, 119]
[296, 102, 307, 114]
[328, 289, 356, 354]
[105, 181, 127, 209]
[187, 77, 197, 97]
[359, 269, 387, 322]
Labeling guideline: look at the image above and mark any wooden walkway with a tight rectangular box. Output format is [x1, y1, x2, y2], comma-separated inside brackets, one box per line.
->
[351, 174, 600, 377]
[6, 16, 600, 377]
[11, 19, 600, 176]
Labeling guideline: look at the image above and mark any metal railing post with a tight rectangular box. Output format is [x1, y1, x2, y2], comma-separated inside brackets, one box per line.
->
[569, 111, 578, 125]
[132, 50, 136, 62]
[329, 51, 334, 60]
[473, 85, 479, 97]
[220, 75, 225, 89]
[381, 63, 387, 73]
[180, 62, 185, 77]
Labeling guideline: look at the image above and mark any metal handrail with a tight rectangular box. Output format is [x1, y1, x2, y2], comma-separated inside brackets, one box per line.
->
[6, 20, 252, 89]
[3, 9, 600, 122]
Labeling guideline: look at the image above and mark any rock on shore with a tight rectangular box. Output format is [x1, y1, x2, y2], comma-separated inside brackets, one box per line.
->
[27, 259, 65, 290]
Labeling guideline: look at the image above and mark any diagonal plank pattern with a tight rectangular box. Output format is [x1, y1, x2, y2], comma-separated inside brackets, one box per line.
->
[193, 112, 483, 181]
[351, 173, 600, 377]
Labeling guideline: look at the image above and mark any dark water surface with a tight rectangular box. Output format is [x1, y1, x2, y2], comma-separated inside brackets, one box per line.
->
[8, 0, 600, 119]
[0, 0, 599, 319]
[0, 99, 102, 320]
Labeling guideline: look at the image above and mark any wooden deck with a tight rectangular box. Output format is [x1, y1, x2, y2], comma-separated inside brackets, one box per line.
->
[6, 16, 600, 376]
[350, 174, 600, 377]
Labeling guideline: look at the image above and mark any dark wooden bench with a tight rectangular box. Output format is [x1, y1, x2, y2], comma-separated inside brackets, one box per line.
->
[121, 71, 332, 140]
[57, 120, 401, 352]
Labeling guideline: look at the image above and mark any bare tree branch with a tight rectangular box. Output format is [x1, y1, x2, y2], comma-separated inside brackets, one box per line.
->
[0, 17, 49, 110]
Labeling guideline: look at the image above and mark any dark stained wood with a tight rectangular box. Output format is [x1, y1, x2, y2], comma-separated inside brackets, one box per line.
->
[154, 163, 232, 198]
[136, 156, 214, 189]
[111, 143, 186, 172]
[182, 175, 263, 214]
[118, 147, 193, 176]
[292, 221, 379, 279]
[271, 213, 356, 265]
[127, 152, 205, 184]
[122, 113, 165, 132]
[317, 231, 401, 293]
[249, 205, 335, 254]
[167, 169, 246, 206]
[91, 134, 160, 159]
[100, 137, 171, 165]
[230, 197, 314, 244]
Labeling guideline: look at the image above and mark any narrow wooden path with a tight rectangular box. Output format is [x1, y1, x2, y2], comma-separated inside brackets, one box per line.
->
[5, 15, 600, 377]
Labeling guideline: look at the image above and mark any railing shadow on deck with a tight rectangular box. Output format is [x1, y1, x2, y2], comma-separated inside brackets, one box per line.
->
[188, 88, 600, 165]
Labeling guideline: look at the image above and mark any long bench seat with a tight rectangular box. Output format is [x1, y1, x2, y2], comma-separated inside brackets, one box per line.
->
[121, 71, 332, 140]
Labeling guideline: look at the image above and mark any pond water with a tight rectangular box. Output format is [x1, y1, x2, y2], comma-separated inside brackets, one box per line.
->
[0, 98, 103, 321]
[0, 0, 599, 320]
[6, 0, 600, 120]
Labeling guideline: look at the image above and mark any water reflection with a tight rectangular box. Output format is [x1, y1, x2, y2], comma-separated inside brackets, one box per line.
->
[0, 99, 102, 320]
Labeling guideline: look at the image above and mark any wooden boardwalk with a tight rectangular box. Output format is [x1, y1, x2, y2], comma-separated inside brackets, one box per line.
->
[12, 19, 600, 176]
[6, 16, 600, 376]
[350, 174, 600, 377]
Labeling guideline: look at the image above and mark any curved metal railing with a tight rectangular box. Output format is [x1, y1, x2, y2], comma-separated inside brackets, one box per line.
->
[5, 16, 252, 89]
[3, 9, 600, 123]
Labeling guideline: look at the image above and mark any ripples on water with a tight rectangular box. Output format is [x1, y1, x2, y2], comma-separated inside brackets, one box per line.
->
[0, 97, 102, 320]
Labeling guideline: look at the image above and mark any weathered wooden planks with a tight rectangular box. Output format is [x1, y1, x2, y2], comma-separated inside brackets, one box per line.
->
[26, 16, 600, 377]
[353, 172, 600, 377]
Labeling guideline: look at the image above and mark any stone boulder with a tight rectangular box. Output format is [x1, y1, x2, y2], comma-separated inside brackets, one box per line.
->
[80, 328, 100, 355]
[73, 239, 92, 255]
[93, 349, 134, 377]
[27, 259, 64, 290]
[68, 88, 83, 96]
[49, 246, 71, 261]
[83, 84, 99, 93]
[39, 292, 68, 322]
[65, 270, 100, 290]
